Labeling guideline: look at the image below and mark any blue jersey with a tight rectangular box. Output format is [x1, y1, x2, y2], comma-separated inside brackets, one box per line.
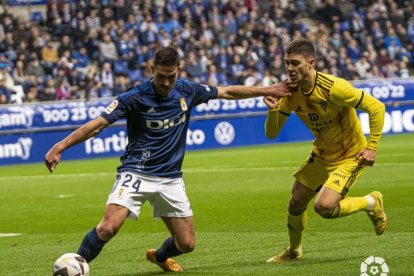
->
[101, 78, 218, 178]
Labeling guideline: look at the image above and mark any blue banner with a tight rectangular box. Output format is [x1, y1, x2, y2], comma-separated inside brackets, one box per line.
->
[0, 100, 112, 132]
[1, 78, 414, 133]
[1, 105, 414, 165]
[7, 0, 47, 5]
[1, 78, 414, 165]
[353, 78, 414, 103]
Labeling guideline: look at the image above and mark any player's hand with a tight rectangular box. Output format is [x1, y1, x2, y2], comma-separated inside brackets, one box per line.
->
[355, 148, 376, 166]
[264, 96, 279, 110]
[45, 147, 62, 173]
[266, 80, 293, 98]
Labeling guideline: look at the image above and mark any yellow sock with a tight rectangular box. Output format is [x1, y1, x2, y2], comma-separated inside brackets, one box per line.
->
[287, 212, 307, 251]
[331, 197, 369, 218]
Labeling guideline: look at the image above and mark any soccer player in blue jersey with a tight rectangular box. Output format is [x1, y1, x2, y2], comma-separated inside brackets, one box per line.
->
[45, 46, 292, 273]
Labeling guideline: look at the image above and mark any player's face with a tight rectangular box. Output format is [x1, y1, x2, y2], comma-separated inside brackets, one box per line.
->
[284, 54, 314, 84]
[151, 65, 180, 96]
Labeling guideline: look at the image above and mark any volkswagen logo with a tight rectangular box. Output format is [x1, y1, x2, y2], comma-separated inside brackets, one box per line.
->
[214, 122, 235, 145]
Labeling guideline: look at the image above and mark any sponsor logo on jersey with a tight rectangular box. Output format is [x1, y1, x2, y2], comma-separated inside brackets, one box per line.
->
[104, 100, 118, 114]
[146, 113, 187, 130]
[214, 122, 235, 145]
[180, 98, 188, 111]
[308, 113, 319, 121]
[0, 138, 32, 160]
[333, 180, 340, 186]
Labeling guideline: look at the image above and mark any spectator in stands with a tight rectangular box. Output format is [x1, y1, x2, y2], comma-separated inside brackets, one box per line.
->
[228, 54, 245, 84]
[25, 55, 46, 83]
[384, 28, 402, 60]
[377, 48, 392, 69]
[12, 59, 28, 86]
[25, 83, 39, 102]
[99, 34, 118, 64]
[355, 54, 372, 80]
[72, 46, 90, 76]
[113, 73, 130, 97]
[96, 62, 114, 98]
[37, 77, 56, 102]
[185, 52, 203, 79]
[41, 40, 58, 74]
[0, 75, 12, 104]
[58, 35, 73, 57]
[0, 0, 413, 105]
[55, 77, 71, 100]
[399, 61, 410, 78]
[85, 8, 101, 31]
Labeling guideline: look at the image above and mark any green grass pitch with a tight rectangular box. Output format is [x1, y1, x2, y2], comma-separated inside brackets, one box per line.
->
[1, 133, 413, 275]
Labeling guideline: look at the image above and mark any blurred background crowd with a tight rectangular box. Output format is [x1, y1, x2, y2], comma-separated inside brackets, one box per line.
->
[0, 0, 413, 104]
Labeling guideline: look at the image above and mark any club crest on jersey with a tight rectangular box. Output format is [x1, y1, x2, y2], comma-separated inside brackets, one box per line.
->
[180, 98, 188, 111]
[319, 101, 328, 111]
[104, 100, 118, 114]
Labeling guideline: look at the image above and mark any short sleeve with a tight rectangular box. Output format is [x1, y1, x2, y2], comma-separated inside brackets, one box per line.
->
[187, 81, 218, 107]
[100, 98, 128, 124]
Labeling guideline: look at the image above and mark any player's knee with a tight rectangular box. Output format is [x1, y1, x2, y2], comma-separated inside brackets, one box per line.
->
[176, 239, 195, 253]
[313, 202, 334, 218]
[96, 222, 119, 241]
[288, 196, 307, 214]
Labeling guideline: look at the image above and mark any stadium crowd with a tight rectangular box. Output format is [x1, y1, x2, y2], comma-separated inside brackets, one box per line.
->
[0, 0, 413, 104]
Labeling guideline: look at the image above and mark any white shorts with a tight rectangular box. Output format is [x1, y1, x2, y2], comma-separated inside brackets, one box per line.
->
[107, 172, 193, 220]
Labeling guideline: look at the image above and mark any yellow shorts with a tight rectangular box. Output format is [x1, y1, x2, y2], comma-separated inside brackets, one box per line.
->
[293, 153, 365, 196]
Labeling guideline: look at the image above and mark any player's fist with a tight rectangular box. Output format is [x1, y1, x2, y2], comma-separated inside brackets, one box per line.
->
[45, 147, 62, 173]
[264, 96, 279, 110]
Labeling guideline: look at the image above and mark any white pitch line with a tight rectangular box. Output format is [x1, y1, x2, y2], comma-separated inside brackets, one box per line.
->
[56, 194, 74, 198]
[0, 233, 22, 237]
[0, 162, 413, 181]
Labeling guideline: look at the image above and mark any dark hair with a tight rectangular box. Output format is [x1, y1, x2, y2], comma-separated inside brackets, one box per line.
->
[153, 46, 180, 67]
[285, 39, 316, 59]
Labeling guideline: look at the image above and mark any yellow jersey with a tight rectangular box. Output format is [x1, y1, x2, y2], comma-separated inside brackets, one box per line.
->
[266, 71, 385, 162]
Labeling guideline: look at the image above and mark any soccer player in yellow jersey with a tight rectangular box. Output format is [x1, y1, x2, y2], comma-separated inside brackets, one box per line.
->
[264, 39, 388, 264]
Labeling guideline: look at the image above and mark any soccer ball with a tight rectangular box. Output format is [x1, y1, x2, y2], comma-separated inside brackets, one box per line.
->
[52, 253, 89, 276]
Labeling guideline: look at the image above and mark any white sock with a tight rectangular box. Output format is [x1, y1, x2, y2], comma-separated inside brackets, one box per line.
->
[365, 195, 375, 211]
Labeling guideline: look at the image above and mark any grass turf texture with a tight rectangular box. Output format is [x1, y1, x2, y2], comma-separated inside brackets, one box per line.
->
[0, 133, 413, 275]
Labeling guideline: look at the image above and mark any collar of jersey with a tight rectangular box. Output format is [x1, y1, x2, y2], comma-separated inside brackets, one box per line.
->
[300, 71, 317, 96]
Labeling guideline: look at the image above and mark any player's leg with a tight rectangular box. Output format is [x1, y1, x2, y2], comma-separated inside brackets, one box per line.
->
[146, 216, 193, 272]
[147, 177, 193, 272]
[77, 203, 129, 262]
[266, 179, 316, 264]
[314, 161, 387, 235]
[162, 216, 195, 253]
[267, 154, 327, 264]
[78, 172, 147, 263]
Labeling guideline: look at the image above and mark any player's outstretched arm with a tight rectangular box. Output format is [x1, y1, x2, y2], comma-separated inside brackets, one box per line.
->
[45, 116, 109, 173]
[216, 81, 291, 100]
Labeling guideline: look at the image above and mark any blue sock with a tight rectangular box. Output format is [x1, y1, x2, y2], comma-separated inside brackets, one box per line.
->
[155, 237, 183, 263]
[77, 227, 107, 263]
